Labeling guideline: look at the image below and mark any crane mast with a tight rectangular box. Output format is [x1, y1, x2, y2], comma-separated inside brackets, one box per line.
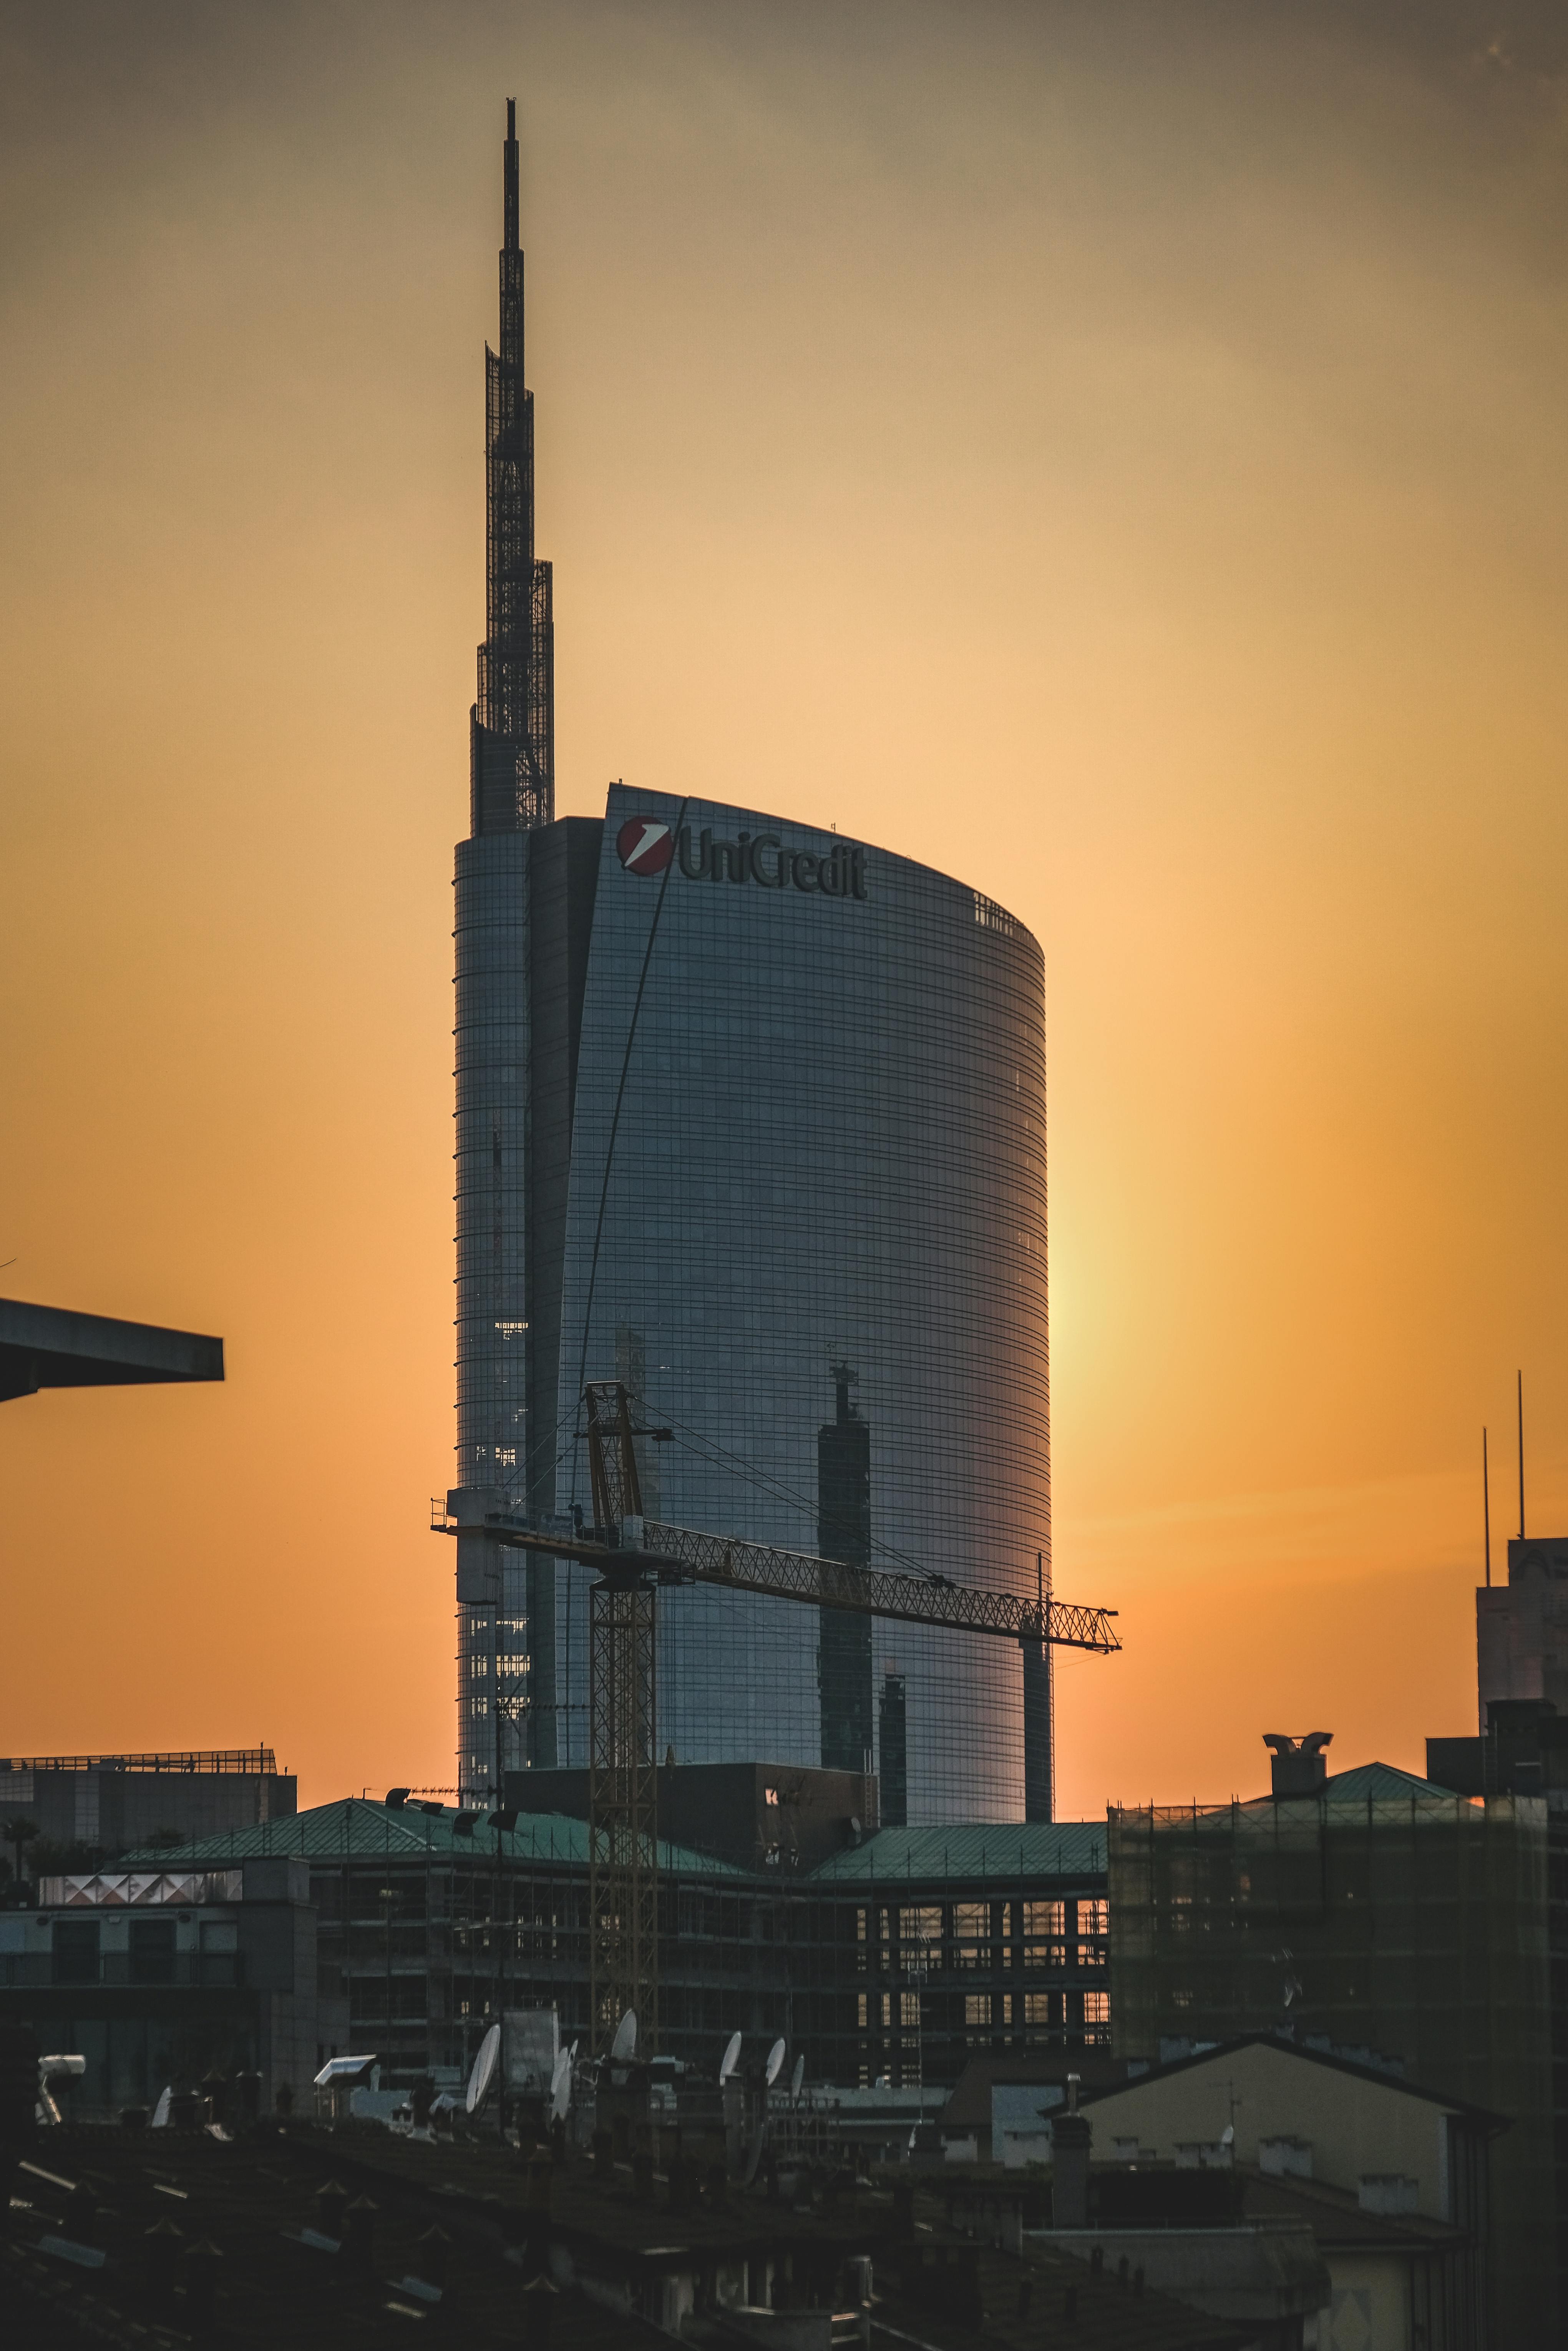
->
[434, 1379, 1119, 2053]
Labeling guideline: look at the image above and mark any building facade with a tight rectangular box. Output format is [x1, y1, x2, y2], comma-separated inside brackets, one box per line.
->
[0, 1857, 336, 2118]
[118, 1802, 1107, 2098]
[450, 118, 1054, 1822]
[1107, 1760, 1556, 2346]
[0, 1749, 295, 1872]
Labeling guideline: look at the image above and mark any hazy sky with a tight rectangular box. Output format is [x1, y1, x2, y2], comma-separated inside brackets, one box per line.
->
[3, 3, 1567, 1813]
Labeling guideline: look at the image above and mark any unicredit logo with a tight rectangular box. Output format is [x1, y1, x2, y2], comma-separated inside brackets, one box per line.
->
[616, 817, 675, 876]
[616, 815, 867, 901]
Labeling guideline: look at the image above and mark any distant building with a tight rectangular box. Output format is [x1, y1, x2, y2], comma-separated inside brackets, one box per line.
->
[504, 1759, 879, 1875]
[111, 1798, 1108, 2095]
[0, 1857, 340, 2116]
[1477, 1535, 1568, 1724]
[0, 1749, 296, 1872]
[1107, 1739, 1556, 2346]
[449, 112, 1056, 1827]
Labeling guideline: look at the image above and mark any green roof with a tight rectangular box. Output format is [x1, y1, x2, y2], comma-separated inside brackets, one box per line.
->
[805, 1821, 1106, 1884]
[1320, 1761, 1457, 1802]
[120, 1796, 748, 1878]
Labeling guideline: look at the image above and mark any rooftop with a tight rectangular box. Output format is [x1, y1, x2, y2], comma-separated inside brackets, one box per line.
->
[123, 1800, 1109, 1887]
[121, 1795, 750, 1878]
[805, 1820, 1107, 1883]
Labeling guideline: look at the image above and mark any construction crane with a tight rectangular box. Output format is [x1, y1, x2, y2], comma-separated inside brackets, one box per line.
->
[435, 1380, 1119, 2055]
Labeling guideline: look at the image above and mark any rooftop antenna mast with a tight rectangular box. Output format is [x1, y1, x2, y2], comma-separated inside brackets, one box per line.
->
[1482, 1427, 1491, 1588]
[1518, 1371, 1526, 1542]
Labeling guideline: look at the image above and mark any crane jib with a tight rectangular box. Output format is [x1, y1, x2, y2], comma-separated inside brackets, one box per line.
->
[448, 1513, 1120, 1655]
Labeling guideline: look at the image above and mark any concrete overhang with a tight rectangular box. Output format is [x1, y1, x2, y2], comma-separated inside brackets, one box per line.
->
[0, 1296, 224, 1402]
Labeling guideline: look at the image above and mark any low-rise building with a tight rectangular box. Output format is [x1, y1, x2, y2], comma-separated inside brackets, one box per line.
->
[1075, 2035, 1498, 2348]
[0, 1855, 343, 2115]
[0, 1747, 296, 1872]
[1108, 1740, 1553, 2346]
[101, 1798, 1110, 2095]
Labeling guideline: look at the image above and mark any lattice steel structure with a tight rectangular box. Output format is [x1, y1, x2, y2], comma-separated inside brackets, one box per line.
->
[471, 98, 554, 838]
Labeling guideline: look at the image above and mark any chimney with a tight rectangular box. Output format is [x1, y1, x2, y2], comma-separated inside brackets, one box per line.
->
[1051, 2075, 1091, 2230]
[1263, 1732, 1332, 1798]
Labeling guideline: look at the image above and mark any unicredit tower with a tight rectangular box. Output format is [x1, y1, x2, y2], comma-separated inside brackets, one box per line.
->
[452, 108, 1051, 1823]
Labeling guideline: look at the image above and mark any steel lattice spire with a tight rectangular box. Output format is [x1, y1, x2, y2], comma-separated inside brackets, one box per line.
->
[470, 97, 554, 834]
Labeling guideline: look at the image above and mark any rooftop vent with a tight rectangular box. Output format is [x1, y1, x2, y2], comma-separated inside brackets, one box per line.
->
[1259, 2136, 1313, 2180]
[1359, 2175, 1419, 2215]
[1263, 1732, 1332, 1797]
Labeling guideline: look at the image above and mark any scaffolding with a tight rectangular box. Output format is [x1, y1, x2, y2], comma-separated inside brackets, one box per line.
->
[1108, 1789, 1555, 2342]
[0, 1751, 277, 1775]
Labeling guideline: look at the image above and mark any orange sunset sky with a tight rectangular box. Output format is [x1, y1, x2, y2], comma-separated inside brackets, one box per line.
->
[3, 3, 1568, 1818]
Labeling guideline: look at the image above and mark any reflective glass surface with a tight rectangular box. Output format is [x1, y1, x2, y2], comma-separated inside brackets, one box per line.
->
[543, 788, 1050, 1822]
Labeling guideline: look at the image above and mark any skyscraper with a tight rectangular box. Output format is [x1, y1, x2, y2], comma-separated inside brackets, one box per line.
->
[450, 110, 1053, 1821]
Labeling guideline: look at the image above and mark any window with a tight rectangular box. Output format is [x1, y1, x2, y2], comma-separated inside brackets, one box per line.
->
[881, 1993, 891, 2027]
[1077, 1899, 1108, 1936]
[1082, 1992, 1110, 2025]
[964, 1994, 992, 2027]
[1076, 1941, 1107, 1969]
[130, 1918, 176, 1985]
[1023, 1992, 1056, 2026]
[900, 1991, 921, 2026]
[1024, 1900, 1065, 1938]
[1025, 1940, 1066, 1971]
[199, 1917, 239, 1984]
[764, 1786, 780, 1807]
[899, 1905, 941, 1942]
[52, 1920, 99, 1986]
[952, 1901, 991, 1968]
[857, 1993, 868, 2028]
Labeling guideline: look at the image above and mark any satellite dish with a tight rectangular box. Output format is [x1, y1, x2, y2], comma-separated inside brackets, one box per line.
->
[610, 2010, 637, 2064]
[790, 2056, 805, 2100]
[1220, 2124, 1235, 2147]
[718, 2031, 742, 2086]
[765, 2038, 786, 2088]
[549, 2049, 572, 2122]
[151, 2086, 172, 2129]
[465, 2022, 501, 2114]
[742, 2121, 767, 2187]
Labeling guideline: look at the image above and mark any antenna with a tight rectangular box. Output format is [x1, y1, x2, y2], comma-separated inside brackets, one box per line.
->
[503, 98, 519, 255]
[465, 2022, 501, 2115]
[151, 2085, 171, 2129]
[610, 2010, 637, 2064]
[1518, 1371, 1526, 1541]
[764, 2037, 786, 2089]
[1483, 1427, 1491, 1587]
[718, 2031, 742, 2085]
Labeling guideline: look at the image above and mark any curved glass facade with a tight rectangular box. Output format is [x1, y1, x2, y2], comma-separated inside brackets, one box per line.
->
[533, 786, 1050, 1824]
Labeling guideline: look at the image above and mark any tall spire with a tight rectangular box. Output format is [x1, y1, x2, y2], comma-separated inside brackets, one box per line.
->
[504, 97, 519, 254]
[470, 98, 554, 835]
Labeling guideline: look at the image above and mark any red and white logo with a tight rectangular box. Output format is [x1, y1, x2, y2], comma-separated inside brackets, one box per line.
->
[616, 817, 674, 876]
